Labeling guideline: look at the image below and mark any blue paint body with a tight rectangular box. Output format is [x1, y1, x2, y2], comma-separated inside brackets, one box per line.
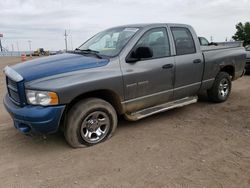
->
[4, 53, 108, 134]
[12, 53, 109, 81]
[4, 94, 65, 134]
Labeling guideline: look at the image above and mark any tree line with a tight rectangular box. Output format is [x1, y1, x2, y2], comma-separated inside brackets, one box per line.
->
[233, 22, 250, 46]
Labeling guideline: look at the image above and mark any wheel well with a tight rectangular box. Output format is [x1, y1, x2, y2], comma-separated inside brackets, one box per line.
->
[220, 66, 235, 80]
[66, 90, 123, 115]
[59, 90, 124, 131]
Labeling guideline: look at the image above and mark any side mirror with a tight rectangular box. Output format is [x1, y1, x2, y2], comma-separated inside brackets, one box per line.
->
[126, 46, 153, 63]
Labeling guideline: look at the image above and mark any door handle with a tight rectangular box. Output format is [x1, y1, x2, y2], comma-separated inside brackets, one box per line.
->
[193, 59, 202, 64]
[162, 64, 173, 69]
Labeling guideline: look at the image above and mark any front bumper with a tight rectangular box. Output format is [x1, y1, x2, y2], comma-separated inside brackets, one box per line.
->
[3, 94, 65, 134]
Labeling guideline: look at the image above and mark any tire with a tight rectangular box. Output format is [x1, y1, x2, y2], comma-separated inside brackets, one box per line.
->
[207, 72, 232, 103]
[64, 98, 117, 148]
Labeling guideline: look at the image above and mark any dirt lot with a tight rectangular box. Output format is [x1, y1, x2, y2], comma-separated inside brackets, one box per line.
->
[0, 57, 250, 188]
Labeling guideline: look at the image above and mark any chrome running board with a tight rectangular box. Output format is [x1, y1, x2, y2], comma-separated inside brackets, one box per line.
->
[124, 96, 198, 121]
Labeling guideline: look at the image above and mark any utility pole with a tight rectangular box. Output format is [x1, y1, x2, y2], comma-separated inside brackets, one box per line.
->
[64, 30, 68, 52]
[0, 33, 3, 52]
[28, 40, 32, 57]
[210, 36, 213, 42]
[28, 40, 32, 51]
[11, 44, 14, 56]
[16, 41, 20, 56]
[0, 39, 2, 52]
[68, 24, 73, 50]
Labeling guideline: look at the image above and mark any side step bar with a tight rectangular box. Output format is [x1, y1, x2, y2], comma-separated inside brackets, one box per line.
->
[124, 96, 198, 121]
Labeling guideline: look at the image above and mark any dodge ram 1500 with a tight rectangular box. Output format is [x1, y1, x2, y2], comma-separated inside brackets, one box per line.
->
[4, 23, 246, 147]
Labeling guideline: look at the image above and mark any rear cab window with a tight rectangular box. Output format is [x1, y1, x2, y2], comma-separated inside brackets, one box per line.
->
[199, 37, 209, 46]
[171, 27, 196, 55]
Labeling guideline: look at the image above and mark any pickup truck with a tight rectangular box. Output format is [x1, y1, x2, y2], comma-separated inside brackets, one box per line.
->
[3, 23, 246, 148]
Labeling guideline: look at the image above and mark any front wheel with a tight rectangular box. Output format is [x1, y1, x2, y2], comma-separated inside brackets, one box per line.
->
[207, 72, 232, 103]
[64, 98, 117, 148]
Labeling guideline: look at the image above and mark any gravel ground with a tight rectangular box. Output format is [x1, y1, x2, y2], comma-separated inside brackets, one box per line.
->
[0, 57, 250, 188]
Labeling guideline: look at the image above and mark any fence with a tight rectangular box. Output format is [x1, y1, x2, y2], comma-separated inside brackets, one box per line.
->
[0, 51, 32, 57]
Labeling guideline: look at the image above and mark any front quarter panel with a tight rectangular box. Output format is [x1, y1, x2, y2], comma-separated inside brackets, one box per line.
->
[25, 58, 124, 104]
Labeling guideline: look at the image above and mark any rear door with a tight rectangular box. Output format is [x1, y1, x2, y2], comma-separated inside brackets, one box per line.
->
[170, 27, 204, 100]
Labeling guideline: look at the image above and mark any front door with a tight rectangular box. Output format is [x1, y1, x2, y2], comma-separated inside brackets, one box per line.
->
[120, 27, 175, 113]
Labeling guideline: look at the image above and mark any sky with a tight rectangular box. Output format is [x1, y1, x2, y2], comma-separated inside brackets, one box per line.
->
[0, 0, 250, 51]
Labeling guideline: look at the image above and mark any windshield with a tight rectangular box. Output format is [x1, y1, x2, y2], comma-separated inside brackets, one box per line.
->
[78, 27, 139, 57]
[246, 46, 250, 51]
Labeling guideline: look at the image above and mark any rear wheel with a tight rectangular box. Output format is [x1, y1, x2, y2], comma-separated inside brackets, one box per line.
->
[207, 72, 231, 102]
[64, 98, 117, 148]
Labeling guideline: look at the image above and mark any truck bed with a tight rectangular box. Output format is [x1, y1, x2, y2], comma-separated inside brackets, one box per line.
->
[201, 43, 243, 52]
[201, 45, 246, 84]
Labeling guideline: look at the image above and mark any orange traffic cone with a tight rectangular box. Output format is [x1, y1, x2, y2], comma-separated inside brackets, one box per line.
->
[21, 54, 26, 61]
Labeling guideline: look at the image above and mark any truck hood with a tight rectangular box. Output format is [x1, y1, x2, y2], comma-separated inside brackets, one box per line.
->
[11, 53, 109, 82]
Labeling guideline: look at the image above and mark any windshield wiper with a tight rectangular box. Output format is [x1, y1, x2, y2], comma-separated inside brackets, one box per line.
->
[75, 48, 103, 59]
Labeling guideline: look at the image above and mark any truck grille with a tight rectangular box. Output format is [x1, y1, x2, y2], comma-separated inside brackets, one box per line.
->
[6, 76, 21, 105]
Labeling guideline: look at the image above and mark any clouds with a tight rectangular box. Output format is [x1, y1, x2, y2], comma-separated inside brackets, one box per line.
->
[0, 0, 250, 51]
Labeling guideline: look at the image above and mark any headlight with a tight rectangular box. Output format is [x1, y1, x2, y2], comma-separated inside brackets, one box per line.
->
[26, 90, 59, 106]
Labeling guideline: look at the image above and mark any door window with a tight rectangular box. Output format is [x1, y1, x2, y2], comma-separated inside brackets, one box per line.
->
[134, 28, 170, 58]
[171, 27, 196, 55]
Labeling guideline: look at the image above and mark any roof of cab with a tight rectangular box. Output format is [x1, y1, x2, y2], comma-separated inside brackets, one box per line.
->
[109, 23, 191, 29]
